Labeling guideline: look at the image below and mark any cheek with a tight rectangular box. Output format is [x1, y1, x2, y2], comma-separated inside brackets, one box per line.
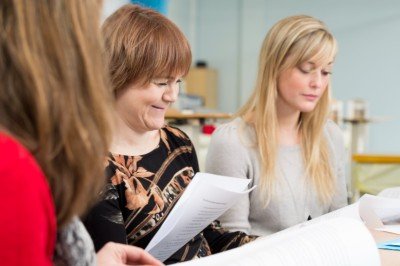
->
[277, 77, 291, 95]
[281, 79, 301, 96]
[321, 79, 330, 92]
[282, 72, 306, 90]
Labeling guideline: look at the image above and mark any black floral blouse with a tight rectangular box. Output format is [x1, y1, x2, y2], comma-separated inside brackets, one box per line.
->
[84, 125, 256, 264]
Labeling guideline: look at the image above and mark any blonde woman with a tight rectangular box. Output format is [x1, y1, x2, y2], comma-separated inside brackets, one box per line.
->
[206, 15, 347, 236]
[0, 0, 160, 265]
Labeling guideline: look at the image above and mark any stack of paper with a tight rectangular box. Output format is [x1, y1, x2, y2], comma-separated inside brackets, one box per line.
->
[177, 217, 380, 266]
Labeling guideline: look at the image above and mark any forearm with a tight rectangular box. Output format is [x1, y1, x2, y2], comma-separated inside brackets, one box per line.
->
[203, 221, 258, 254]
[84, 199, 128, 251]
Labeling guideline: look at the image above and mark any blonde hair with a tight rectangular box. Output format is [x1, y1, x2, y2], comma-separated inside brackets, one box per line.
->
[102, 4, 192, 94]
[0, 0, 112, 228]
[237, 15, 338, 206]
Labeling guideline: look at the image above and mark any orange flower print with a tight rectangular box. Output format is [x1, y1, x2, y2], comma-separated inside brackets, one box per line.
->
[110, 155, 165, 213]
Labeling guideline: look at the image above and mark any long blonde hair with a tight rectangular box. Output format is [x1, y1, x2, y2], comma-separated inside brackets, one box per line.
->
[237, 15, 338, 206]
[0, 0, 112, 228]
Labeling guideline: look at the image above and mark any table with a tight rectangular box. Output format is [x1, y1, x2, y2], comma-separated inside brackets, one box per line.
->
[370, 229, 400, 265]
[165, 110, 232, 122]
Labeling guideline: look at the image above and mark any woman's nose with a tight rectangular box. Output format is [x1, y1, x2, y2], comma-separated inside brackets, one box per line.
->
[310, 72, 323, 89]
[163, 83, 179, 102]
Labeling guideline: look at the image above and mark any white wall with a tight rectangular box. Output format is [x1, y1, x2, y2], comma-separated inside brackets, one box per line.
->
[169, 0, 400, 153]
[102, 0, 130, 21]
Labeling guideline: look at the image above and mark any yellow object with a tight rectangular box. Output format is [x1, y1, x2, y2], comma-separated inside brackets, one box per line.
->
[184, 68, 217, 109]
[352, 154, 400, 196]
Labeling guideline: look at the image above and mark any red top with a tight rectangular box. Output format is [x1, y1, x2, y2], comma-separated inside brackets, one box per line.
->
[0, 133, 56, 265]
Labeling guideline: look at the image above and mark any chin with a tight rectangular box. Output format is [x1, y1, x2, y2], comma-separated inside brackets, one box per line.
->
[299, 105, 317, 113]
[151, 120, 166, 130]
[143, 114, 166, 130]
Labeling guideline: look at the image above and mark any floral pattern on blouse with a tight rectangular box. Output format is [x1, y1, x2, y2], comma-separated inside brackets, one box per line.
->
[84, 126, 257, 264]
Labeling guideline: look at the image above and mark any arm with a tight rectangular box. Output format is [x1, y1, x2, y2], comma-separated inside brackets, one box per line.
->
[84, 184, 128, 252]
[202, 221, 258, 254]
[205, 122, 253, 234]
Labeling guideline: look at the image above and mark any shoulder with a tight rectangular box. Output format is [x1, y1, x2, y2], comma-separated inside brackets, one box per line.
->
[324, 119, 342, 135]
[0, 133, 48, 188]
[213, 118, 240, 136]
[0, 133, 28, 168]
[324, 120, 344, 145]
[163, 125, 191, 139]
[0, 131, 54, 198]
[161, 125, 197, 162]
[0, 132, 54, 206]
[206, 119, 254, 177]
[211, 118, 254, 149]
[323, 120, 345, 160]
[162, 125, 193, 146]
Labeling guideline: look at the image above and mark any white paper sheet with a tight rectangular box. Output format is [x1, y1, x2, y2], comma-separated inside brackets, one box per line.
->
[176, 218, 380, 266]
[303, 194, 400, 228]
[360, 194, 400, 223]
[145, 172, 254, 262]
[376, 225, 400, 234]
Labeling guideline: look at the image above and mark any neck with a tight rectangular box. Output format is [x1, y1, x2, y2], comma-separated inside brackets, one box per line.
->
[277, 110, 301, 146]
[111, 115, 160, 156]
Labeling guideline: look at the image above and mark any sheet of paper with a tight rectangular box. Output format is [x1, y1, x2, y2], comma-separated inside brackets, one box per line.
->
[360, 194, 400, 223]
[378, 187, 400, 199]
[306, 194, 400, 227]
[295, 202, 361, 227]
[176, 218, 380, 266]
[376, 225, 400, 235]
[145, 172, 254, 262]
[359, 196, 384, 228]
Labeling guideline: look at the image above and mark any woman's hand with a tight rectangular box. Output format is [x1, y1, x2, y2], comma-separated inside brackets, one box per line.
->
[97, 242, 163, 266]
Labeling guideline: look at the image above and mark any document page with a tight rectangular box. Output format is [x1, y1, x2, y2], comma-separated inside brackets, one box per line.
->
[303, 194, 400, 227]
[359, 194, 400, 223]
[176, 218, 380, 266]
[145, 172, 254, 262]
[376, 224, 400, 235]
[174, 193, 400, 265]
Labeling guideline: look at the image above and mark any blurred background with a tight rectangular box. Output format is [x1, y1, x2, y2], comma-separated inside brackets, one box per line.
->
[103, 0, 400, 198]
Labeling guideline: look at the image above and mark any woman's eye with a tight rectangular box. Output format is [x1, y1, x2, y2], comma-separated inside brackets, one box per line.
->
[154, 81, 168, 86]
[322, 70, 332, 76]
[298, 67, 310, 74]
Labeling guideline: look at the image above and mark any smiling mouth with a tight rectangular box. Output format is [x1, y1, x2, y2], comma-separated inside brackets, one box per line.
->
[152, 105, 165, 110]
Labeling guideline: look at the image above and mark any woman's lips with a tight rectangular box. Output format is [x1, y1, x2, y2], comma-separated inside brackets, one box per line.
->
[303, 94, 318, 101]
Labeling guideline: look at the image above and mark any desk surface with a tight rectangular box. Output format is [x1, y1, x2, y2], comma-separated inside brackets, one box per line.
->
[165, 108, 232, 120]
[371, 229, 400, 265]
[165, 112, 232, 120]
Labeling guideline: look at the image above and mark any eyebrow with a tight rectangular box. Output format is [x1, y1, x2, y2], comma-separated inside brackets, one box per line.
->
[155, 76, 181, 80]
[305, 61, 334, 66]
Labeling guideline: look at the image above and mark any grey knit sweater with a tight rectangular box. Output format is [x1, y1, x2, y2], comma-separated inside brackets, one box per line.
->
[205, 118, 348, 236]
